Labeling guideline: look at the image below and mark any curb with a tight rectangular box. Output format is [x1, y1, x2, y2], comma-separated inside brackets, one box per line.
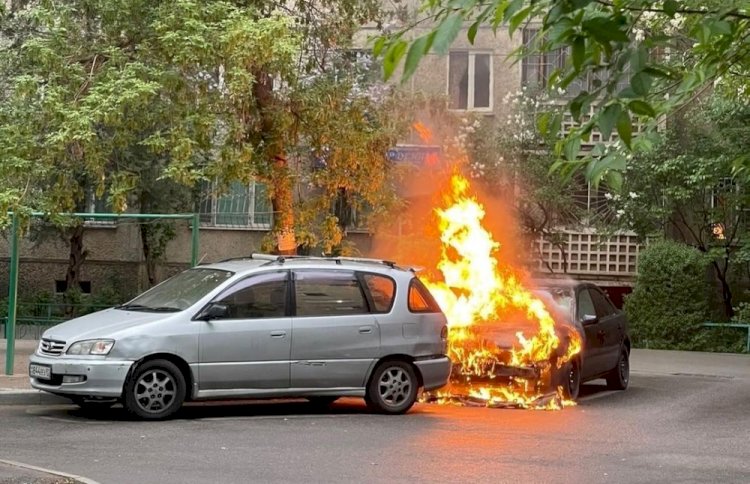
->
[0, 390, 70, 406]
[0, 459, 100, 484]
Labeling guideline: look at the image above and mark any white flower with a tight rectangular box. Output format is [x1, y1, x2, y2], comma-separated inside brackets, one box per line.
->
[604, 192, 613, 200]
[629, 192, 638, 199]
[615, 209, 625, 219]
[634, 29, 645, 42]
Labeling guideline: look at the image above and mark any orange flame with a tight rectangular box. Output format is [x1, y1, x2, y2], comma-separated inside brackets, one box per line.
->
[421, 172, 582, 409]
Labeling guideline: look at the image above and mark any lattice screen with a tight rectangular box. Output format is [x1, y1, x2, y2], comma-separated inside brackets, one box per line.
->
[534, 231, 642, 276]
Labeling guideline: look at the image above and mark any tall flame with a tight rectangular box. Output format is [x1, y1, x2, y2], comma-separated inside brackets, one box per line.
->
[421, 172, 582, 409]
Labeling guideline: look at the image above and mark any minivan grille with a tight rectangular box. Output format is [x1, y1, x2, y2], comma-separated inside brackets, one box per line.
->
[39, 338, 66, 356]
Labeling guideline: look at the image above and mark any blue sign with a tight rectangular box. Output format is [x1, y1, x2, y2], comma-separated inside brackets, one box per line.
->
[387, 145, 442, 165]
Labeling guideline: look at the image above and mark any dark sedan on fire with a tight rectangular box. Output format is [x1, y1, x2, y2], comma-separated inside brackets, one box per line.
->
[463, 279, 631, 402]
[534, 279, 631, 399]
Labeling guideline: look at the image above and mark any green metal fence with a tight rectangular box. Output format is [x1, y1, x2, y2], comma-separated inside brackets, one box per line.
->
[3, 212, 200, 375]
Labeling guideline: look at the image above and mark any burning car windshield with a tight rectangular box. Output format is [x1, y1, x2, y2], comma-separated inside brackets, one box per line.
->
[119, 268, 234, 312]
[535, 288, 575, 321]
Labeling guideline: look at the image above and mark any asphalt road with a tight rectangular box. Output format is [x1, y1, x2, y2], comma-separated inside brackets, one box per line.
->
[1, 371, 749, 484]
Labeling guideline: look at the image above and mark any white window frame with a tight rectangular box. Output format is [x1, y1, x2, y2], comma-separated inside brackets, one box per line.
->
[446, 50, 494, 113]
[200, 180, 273, 231]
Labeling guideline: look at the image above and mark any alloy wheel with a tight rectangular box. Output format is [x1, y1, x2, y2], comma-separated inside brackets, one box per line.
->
[134, 369, 176, 414]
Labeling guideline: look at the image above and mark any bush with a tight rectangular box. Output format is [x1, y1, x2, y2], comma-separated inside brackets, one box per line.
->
[625, 240, 711, 350]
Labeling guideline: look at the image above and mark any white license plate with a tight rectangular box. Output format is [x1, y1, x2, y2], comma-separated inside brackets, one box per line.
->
[30, 364, 51, 380]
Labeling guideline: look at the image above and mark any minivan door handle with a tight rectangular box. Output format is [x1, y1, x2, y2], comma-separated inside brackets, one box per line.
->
[270, 330, 287, 338]
[358, 326, 373, 334]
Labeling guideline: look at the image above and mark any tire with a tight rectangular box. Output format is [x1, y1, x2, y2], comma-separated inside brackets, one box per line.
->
[560, 359, 581, 400]
[365, 361, 419, 415]
[606, 348, 630, 391]
[306, 396, 339, 407]
[123, 359, 186, 420]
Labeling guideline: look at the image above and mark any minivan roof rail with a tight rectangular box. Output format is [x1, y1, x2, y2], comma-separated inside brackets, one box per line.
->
[218, 253, 399, 268]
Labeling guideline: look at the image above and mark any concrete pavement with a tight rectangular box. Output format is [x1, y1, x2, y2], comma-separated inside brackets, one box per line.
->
[1, 339, 748, 405]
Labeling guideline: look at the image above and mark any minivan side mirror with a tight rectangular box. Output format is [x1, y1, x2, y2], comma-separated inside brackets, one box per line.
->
[581, 314, 598, 326]
[199, 302, 230, 321]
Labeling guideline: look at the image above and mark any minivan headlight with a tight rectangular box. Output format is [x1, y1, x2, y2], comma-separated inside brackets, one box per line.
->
[67, 339, 115, 356]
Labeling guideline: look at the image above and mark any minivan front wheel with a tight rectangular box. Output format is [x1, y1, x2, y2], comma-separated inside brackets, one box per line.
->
[366, 361, 418, 414]
[124, 359, 186, 420]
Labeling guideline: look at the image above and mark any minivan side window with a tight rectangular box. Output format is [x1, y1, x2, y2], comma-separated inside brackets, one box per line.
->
[294, 270, 368, 317]
[213, 271, 288, 319]
[408, 278, 442, 313]
[361, 273, 396, 313]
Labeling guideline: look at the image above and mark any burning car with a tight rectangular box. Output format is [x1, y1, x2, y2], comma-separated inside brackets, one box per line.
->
[444, 280, 630, 407]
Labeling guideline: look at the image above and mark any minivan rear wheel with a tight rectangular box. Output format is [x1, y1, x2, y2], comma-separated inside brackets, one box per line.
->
[123, 359, 186, 420]
[366, 361, 418, 414]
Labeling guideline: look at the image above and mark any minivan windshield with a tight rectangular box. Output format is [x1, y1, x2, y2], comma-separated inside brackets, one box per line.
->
[117, 268, 235, 312]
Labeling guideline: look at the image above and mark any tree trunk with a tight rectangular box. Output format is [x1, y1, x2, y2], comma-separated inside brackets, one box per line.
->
[139, 224, 158, 287]
[65, 225, 87, 291]
[711, 259, 734, 319]
[253, 69, 296, 255]
[64, 224, 88, 316]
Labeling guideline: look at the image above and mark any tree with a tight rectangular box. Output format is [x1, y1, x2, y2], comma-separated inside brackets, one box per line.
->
[610, 95, 750, 318]
[0, 0, 408, 275]
[376, 0, 750, 188]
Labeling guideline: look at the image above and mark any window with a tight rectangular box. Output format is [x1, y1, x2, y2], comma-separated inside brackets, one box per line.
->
[408, 278, 442, 313]
[81, 186, 116, 225]
[55, 280, 92, 295]
[338, 49, 381, 85]
[576, 289, 597, 321]
[522, 28, 630, 96]
[448, 51, 492, 111]
[361, 273, 396, 313]
[294, 270, 368, 317]
[128, 268, 234, 311]
[590, 289, 617, 318]
[213, 271, 288, 319]
[521, 29, 564, 90]
[199, 180, 272, 229]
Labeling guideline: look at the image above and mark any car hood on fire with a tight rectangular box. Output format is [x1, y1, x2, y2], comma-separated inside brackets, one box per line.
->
[42, 308, 173, 343]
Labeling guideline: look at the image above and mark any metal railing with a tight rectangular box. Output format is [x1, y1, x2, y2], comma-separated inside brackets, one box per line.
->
[3, 211, 201, 375]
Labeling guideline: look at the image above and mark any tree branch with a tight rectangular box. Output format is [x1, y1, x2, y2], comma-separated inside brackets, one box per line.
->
[594, 0, 750, 20]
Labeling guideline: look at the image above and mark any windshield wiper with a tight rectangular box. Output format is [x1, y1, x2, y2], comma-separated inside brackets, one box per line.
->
[114, 304, 182, 312]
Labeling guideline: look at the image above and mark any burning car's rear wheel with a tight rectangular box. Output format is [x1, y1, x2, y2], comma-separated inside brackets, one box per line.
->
[606, 348, 630, 391]
[366, 361, 418, 414]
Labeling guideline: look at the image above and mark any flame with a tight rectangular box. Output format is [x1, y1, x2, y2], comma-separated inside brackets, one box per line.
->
[420, 172, 582, 410]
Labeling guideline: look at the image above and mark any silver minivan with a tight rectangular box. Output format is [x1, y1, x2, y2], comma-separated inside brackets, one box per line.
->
[29, 255, 451, 419]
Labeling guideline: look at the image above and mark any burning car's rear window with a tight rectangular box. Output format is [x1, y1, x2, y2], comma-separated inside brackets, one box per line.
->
[408, 278, 442, 313]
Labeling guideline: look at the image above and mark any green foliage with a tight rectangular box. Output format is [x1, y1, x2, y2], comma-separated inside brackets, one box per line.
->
[0, 0, 408, 255]
[378, 0, 750, 185]
[624, 240, 711, 350]
[611, 95, 750, 318]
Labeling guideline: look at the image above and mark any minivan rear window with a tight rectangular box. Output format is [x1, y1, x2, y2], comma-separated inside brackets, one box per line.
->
[361, 273, 396, 313]
[408, 278, 442, 313]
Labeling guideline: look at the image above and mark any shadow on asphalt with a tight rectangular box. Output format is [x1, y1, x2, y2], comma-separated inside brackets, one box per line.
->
[45, 382, 634, 422]
[52, 397, 416, 422]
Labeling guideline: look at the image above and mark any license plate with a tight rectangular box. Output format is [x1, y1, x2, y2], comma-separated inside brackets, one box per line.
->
[30, 364, 51, 380]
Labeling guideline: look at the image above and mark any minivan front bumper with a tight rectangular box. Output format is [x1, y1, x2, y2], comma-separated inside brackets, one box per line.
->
[415, 356, 452, 391]
[29, 353, 133, 398]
